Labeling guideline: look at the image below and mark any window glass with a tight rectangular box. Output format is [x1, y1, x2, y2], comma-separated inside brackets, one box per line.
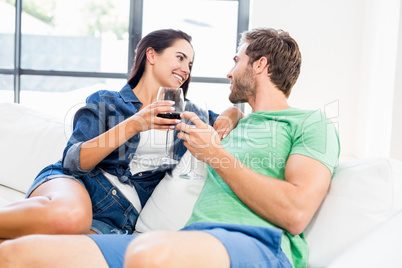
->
[186, 82, 232, 114]
[143, 0, 239, 78]
[20, 75, 126, 119]
[0, 75, 14, 103]
[0, 0, 15, 69]
[20, 0, 129, 73]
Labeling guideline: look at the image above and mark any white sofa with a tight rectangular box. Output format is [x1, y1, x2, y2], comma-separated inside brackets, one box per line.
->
[1, 102, 402, 267]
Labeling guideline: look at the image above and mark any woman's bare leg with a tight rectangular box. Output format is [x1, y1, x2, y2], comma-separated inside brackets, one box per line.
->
[0, 234, 108, 268]
[124, 230, 230, 268]
[0, 178, 92, 239]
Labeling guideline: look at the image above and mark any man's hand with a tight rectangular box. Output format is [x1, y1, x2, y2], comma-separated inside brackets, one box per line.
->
[177, 112, 223, 165]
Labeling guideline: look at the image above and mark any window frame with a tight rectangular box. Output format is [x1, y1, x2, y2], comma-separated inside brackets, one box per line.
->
[3, 0, 249, 104]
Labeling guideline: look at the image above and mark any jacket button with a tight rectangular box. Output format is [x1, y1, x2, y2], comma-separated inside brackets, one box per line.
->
[112, 189, 117, 196]
[138, 173, 142, 177]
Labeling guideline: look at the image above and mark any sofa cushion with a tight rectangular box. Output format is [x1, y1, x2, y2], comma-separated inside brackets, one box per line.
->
[135, 151, 207, 232]
[0, 185, 26, 206]
[304, 157, 402, 267]
[327, 210, 402, 268]
[0, 103, 71, 194]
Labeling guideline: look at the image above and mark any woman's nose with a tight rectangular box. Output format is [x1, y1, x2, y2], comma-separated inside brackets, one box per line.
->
[182, 64, 191, 74]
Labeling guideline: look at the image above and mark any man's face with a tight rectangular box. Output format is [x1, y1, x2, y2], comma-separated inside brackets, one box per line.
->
[227, 43, 257, 104]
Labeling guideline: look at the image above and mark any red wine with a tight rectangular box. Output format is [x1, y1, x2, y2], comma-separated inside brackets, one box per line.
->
[157, 112, 181, 120]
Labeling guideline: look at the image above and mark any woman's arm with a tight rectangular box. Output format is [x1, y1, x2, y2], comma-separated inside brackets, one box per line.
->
[63, 99, 180, 173]
[79, 101, 182, 171]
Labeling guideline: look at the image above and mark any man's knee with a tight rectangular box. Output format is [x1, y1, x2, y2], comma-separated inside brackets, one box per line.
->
[0, 239, 25, 267]
[124, 232, 173, 268]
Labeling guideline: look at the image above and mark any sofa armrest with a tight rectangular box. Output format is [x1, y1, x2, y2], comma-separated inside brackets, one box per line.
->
[327, 211, 402, 268]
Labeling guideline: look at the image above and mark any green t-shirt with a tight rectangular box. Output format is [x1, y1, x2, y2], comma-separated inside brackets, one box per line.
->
[186, 108, 340, 268]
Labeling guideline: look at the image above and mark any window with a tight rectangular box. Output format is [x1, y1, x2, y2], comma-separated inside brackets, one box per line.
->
[143, 0, 239, 79]
[0, 0, 15, 103]
[0, 0, 249, 115]
[20, 0, 129, 74]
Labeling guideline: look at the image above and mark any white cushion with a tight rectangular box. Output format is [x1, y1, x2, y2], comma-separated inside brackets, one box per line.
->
[0, 103, 70, 193]
[0, 185, 25, 206]
[135, 151, 207, 232]
[327, 210, 402, 268]
[305, 157, 402, 267]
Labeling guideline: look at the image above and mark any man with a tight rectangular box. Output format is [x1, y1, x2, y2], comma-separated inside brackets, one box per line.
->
[0, 27, 339, 268]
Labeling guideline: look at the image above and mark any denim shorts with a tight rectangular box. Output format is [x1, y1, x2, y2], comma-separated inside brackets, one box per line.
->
[183, 222, 292, 268]
[26, 161, 139, 234]
[88, 222, 292, 268]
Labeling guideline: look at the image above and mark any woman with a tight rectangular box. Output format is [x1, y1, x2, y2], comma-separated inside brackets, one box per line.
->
[0, 29, 242, 238]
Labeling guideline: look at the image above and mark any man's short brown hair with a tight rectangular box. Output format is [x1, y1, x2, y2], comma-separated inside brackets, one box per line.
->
[240, 28, 302, 97]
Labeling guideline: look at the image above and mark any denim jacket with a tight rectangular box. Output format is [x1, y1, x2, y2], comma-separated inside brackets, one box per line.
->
[62, 84, 217, 204]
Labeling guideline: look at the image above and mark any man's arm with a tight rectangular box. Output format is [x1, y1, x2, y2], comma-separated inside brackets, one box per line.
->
[177, 112, 331, 235]
[212, 151, 331, 235]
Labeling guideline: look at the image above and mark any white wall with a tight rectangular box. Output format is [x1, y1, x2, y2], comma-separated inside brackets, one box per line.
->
[391, 1, 402, 161]
[250, 0, 402, 161]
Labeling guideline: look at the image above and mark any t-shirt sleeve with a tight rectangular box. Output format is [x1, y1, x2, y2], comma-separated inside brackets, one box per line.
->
[290, 110, 340, 174]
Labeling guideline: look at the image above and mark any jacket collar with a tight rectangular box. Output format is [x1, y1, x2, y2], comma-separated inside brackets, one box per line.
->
[119, 83, 141, 103]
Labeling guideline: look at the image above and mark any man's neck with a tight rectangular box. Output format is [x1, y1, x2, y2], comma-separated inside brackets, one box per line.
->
[249, 85, 290, 112]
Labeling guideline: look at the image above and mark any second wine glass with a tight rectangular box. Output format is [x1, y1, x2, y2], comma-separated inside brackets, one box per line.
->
[179, 101, 209, 180]
[156, 86, 185, 165]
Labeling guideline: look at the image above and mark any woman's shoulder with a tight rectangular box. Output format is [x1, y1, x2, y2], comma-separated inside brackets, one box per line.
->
[85, 89, 123, 105]
[88, 89, 120, 99]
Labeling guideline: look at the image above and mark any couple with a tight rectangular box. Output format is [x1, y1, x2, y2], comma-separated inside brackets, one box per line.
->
[0, 27, 339, 267]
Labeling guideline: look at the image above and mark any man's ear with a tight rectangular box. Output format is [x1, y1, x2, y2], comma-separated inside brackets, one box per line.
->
[146, 47, 156, 64]
[254, 57, 268, 74]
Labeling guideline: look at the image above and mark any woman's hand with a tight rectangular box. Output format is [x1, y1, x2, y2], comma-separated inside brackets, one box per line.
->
[131, 100, 182, 132]
[213, 106, 245, 139]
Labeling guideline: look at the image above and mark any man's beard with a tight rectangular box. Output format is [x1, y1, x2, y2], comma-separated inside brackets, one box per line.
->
[229, 66, 256, 104]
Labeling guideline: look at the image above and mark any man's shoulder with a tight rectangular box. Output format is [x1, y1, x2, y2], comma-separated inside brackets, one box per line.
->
[248, 108, 326, 126]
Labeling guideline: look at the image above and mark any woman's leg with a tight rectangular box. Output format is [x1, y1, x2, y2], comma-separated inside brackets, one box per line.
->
[0, 178, 92, 239]
[0, 234, 108, 268]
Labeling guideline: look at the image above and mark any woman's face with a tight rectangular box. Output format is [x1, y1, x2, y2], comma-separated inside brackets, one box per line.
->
[152, 39, 194, 88]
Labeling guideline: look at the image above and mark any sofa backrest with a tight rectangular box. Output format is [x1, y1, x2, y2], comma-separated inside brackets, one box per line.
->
[0, 103, 71, 193]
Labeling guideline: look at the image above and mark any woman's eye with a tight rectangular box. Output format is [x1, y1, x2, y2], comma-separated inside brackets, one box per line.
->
[178, 56, 183, 61]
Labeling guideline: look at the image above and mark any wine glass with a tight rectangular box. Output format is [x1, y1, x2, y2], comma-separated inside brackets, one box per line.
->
[179, 101, 209, 180]
[156, 86, 185, 165]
